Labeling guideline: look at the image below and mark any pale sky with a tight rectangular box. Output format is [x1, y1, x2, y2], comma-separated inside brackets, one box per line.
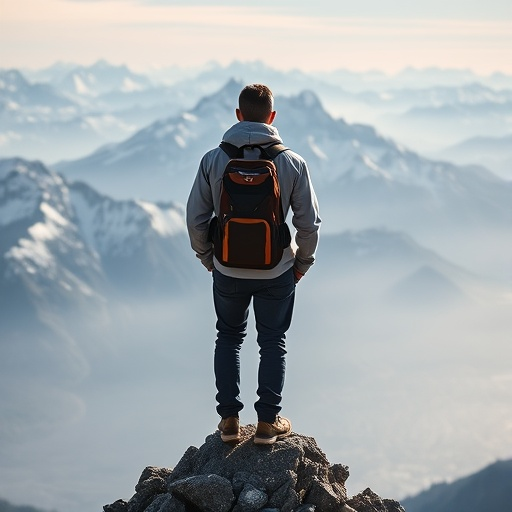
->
[1, 0, 512, 74]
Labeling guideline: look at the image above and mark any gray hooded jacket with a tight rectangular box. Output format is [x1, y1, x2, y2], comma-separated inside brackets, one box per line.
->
[186, 121, 321, 279]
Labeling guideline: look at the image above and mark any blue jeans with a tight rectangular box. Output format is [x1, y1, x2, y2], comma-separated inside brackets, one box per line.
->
[212, 268, 295, 423]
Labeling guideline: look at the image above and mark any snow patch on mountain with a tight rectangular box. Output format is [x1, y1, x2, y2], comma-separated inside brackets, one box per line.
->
[3, 206, 96, 299]
[1, 157, 193, 299]
[307, 135, 328, 160]
[121, 77, 145, 93]
[73, 74, 93, 95]
[136, 200, 186, 236]
[70, 187, 147, 258]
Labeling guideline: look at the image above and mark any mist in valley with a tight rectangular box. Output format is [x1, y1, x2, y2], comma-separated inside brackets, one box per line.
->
[1, 223, 511, 512]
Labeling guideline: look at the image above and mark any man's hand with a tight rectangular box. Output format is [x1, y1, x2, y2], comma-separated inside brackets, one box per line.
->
[293, 267, 304, 284]
[202, 260, 214, 272]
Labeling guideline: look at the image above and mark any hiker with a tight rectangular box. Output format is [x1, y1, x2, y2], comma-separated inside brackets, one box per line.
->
[186, 84, 321, 445]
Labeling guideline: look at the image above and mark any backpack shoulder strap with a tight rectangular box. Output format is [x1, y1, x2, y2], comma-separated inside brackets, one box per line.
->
[219, 141, 243, 159]
[219, 141, 289, 161]
[260, 142, 289, 160]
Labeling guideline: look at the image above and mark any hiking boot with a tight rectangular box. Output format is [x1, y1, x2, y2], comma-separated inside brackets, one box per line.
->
[254, 416, 292, 445]
[218, 416, 240, 443]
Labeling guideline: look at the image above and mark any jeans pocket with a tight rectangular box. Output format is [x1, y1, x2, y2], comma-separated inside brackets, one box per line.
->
[212, 269, 237, 295]
[266, 268, 295, 299]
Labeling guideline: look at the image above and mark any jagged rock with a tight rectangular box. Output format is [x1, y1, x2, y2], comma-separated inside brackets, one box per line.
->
[103, 499, 128, 512]
[331, 464, 350, 486]
[103, 426, 404, 512]
[126, 467, 174, 512]
[304, 476, 346, 510]
[346, 488, 405, 512]
[136, 467, 173, 493]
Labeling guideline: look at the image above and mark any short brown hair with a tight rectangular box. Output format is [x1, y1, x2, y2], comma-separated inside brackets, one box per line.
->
[238, 84, 274, 122]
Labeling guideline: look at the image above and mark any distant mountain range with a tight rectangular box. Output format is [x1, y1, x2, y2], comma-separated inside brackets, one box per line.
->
[0, 68, 136, 161]
[402, 459, 512, 512]
[50, 59, 153, 97]
[54, 79, 512, 264]
[2, 60, 512, 162]
[435, 134, 512, 180]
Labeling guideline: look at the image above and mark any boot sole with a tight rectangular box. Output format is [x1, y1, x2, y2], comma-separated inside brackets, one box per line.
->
[253, 430, 291, 445]
[221, 433, 241, 443]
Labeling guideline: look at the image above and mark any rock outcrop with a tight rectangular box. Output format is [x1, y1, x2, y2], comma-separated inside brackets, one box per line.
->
[104, 425, 404, 512]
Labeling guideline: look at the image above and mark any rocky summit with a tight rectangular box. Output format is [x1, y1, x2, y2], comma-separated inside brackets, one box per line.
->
[103, 425, 404, 512]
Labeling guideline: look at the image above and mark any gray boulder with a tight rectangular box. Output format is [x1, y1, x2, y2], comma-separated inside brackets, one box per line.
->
[169, 474, 235, 512]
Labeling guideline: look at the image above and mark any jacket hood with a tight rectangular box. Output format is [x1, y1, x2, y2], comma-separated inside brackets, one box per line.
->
[222, 121, 283, 148]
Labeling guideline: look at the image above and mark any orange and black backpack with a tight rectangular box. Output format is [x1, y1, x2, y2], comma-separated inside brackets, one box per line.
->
[209, 141, 292, 270]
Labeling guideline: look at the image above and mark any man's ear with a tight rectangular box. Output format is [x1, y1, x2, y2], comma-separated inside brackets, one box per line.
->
[236, 108, 244, 121]
[267, 111, 276, 124]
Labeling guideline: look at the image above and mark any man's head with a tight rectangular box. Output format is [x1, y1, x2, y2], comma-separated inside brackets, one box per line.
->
[236, 84, 276, 124]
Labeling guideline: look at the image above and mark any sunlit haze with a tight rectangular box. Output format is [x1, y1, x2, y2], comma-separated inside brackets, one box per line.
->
[1, 0, 512, 74]
[1, 2, 512, 511]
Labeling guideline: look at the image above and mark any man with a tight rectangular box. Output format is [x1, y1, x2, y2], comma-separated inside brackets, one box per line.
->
[186, 84, 320, 445]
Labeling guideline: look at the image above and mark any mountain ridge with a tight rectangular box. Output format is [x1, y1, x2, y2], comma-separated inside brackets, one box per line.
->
[402, 458, 512, 512]
[54, 80, 512, 247]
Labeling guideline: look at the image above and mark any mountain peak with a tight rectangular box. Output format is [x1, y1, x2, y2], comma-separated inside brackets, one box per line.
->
[296, 89, 323, 109]
[387, 264, 468, 306]
[0, 68, 28, 86]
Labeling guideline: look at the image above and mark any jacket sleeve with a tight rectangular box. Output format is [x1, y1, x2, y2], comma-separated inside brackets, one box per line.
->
[186, 154, 215, 270]
[290, 159, 321, 275]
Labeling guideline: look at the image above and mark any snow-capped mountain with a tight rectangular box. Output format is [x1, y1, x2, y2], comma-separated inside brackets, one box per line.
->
[0, 69, 137, 161]
[69, 181, 195, 295]
[7, 60, 511, 165]
[54, 59, 153, 97]
[54, 78, 245, 201]
[0, 157, 106, 383]
[56, 80, 512, 249]
[0, 157, 200, 382]
[0, 69, 75, 109]
[0, 157, 195, 300]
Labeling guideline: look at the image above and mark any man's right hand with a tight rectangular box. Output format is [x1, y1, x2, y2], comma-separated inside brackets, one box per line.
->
[293, 267, 304, 284]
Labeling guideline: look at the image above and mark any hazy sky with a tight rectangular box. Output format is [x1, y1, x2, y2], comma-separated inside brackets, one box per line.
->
[1, 0, 512, 74]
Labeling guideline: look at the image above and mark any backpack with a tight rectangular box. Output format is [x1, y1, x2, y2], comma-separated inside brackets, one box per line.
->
[209, 141, 292, 270]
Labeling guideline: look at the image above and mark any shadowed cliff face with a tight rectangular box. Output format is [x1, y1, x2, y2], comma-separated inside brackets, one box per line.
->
[104, 426, 405, 512]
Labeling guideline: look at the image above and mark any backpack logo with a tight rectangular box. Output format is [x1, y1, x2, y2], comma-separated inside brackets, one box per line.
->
[209, 143, 292, 270]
